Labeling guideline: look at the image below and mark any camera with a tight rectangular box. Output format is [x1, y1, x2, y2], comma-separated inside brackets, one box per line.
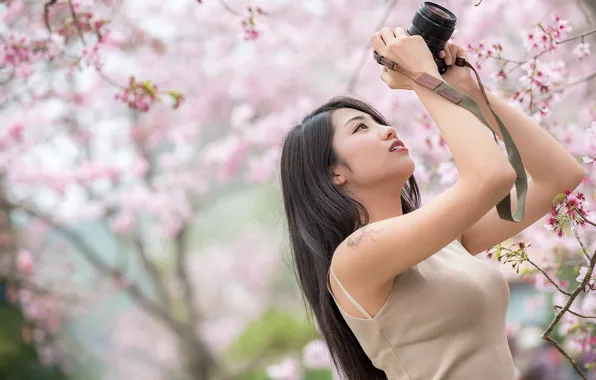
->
[407, 2, 457, 74]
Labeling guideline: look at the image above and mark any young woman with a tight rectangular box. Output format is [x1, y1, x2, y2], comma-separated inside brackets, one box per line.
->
[279, 26, 584, 379]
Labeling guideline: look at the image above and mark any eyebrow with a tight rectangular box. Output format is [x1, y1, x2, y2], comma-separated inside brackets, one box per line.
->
[344, 115, 367, 128]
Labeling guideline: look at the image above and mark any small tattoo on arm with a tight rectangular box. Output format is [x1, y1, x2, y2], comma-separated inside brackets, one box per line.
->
[347, 226, 383, 248]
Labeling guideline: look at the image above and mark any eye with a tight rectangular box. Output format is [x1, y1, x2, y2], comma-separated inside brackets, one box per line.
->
[353, 123, 368, 133]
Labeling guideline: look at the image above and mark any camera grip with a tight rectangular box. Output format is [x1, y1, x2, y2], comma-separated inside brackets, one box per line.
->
[434, 55, 448, 74]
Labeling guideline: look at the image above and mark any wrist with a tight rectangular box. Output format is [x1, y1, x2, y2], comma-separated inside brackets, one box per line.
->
[412, 69, 443, 92]
[448, 78, 480, 95]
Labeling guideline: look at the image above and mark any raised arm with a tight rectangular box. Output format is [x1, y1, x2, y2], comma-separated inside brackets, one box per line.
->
[332, 27, 516, 291]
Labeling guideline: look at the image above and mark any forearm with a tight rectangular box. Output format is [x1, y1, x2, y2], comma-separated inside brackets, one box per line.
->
[413, 74, 515, 179]
[461, 83, 584, 186]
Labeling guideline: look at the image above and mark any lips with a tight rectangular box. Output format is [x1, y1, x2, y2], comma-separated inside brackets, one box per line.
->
[389, 139, 406, 152]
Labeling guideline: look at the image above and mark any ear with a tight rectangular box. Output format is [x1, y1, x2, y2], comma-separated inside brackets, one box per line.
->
[331, 173, 346, 186]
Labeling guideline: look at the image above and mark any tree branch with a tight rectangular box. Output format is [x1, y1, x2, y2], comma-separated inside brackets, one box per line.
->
[345, 0, 398, 92]
[132, 235, 172, 308]
[14, 202, 182, 333]
[67, 0, 87, 46]
[44, 0, 59, 35]
[554, 305, 596, 320]
[544, 335, 587, 379]
[557, 27, 596, 44]
[541, 247, 596, 380]
[174, 225, 199, 325]
[526, 257, 571, 296]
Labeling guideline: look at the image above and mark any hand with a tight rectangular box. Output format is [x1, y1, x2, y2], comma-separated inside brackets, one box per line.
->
[437, 42, 477, 91]
[372, 26, 440, 91]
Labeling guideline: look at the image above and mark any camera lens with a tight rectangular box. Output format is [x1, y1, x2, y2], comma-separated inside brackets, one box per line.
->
[407, 2, 457, 54]
[426, 3, 455, 21]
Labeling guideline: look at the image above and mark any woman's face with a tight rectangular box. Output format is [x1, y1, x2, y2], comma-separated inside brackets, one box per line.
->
[330, 108, 415, 188]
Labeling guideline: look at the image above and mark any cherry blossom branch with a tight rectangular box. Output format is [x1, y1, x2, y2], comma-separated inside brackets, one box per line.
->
[67, 0, 87, 45]
[174, 226, 200, 325]
[132, 236, 172, 308]
[219, 0, 244, 17]
[526, 257, 572, 296]
[43, 0, 58, 36]
[14, 202, 179, 330]
[493, 192, 595, 379]
[345, 0, 398, 92]
[571, 223, 592, 260]
[554, 305, 596, 319]
[541, 246, 596, 380]
[535, 70, 596, 103]
[557, 27, 596, 44]
[544, 335, 587, 379]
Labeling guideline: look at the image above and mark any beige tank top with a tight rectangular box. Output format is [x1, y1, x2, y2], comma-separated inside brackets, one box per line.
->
[327, 239, 516, 380]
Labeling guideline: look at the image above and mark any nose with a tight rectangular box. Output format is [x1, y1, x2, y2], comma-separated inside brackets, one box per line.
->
[380, 126, 397, 140]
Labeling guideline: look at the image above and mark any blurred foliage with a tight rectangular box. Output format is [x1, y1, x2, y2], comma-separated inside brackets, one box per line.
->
[0, 301, 69, 380]
[227, 307, 318, 361]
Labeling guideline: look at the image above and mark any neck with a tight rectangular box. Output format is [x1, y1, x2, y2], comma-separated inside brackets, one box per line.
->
[349, 182, 406, 224]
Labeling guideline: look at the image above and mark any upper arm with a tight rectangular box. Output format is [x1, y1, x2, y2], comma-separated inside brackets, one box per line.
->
[332, 169, 516, 288]
[461, 176, 583, 255]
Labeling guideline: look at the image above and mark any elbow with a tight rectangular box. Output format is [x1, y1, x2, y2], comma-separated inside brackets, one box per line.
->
[564, 164, 585, 191]
[469, 163, 517, 198]
[491, 164, 518, 196]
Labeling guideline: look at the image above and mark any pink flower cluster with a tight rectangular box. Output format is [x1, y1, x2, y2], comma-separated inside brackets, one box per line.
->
[114, 76, 159, 112]
[572, 42, 591, 60]
[545, 191, 589, 237]
[242, 6, 267, 41]
[1, 33, 62, 77]
[512, 59, 566, 118]
[466, 41, 503, 70]
[523, 15, 572, 53]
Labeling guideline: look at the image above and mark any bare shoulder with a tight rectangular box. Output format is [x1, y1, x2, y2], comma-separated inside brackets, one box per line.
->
[332, 175, 515, 289]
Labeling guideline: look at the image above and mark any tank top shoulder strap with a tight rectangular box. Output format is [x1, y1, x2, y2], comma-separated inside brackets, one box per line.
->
[327, 265, 373, 320]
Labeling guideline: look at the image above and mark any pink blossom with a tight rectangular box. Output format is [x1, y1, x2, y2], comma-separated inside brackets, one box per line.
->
[572, 42, 591, 60]
[16, 249, 34, 274]
[266, 356, 301, 380]
[576, 266, 596, 291]
[302, 339, 333, 369]
[110, 212, 135, 234]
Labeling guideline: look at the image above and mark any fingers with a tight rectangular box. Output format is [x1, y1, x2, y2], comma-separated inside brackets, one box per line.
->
[444, 46, 453, 66]
[371, 32, 386, 56]
[439, 43, 466, 65]
[380, 27, 396, 45]
[393, 27, 407, 38]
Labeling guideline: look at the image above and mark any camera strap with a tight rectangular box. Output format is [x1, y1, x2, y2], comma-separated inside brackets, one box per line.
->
[373, 51, 527, 223]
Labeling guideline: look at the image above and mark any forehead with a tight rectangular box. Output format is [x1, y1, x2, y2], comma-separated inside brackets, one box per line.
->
[331, 108, 371, 129]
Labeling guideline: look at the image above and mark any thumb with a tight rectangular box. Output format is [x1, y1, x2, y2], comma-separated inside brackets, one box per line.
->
[380, 66, 392, 85]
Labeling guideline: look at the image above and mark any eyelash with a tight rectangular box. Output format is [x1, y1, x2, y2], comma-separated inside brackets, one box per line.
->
[353, 123, 368, 133]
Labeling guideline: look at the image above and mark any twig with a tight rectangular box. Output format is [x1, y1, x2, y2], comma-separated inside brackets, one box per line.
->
[535, 70, 596, 103]
[345, 0, 398, 92]
[580, 215, 596, 228]
[526, 257, 571, 296]
[67, 0, 87, 46]
[15, 203, 181, 333]
[557, 27, 596, 44]
[44, 0, 58, 35]
[571, 224, 591, 260]
[219, 0, 244, 17]
[553, 305, 596, 319]
[541, 247, 596, 380]
[132, 236, 172, 308]
[174, 226, 199, 325]
[544, 335, 587, 379]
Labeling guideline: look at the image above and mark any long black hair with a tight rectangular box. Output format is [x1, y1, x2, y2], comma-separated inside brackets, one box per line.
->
[280, 96, 421, 379]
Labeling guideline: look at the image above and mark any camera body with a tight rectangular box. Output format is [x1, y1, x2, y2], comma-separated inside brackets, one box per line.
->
[407, 2, 457, 74]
